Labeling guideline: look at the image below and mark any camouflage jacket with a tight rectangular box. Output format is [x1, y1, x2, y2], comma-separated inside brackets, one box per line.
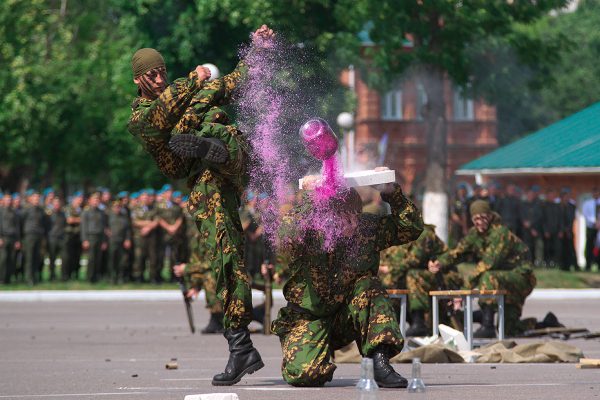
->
[437, 213, 532, 284]
[127, 60, 248, 181]
[380, 224, 446, 287]
[278, 185, 423, 317]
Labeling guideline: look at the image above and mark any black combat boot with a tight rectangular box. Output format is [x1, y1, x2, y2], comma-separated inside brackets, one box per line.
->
[201, 312, 224, 334]
[212, 327, 264, 386]
[405, 310, 428, 337]
[169, 135, 229, 164]
[474, 306, 496, 338]
[372, 346, 408, 388]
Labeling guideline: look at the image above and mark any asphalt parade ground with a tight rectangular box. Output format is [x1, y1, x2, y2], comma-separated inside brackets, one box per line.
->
[0, 294, 599, 400]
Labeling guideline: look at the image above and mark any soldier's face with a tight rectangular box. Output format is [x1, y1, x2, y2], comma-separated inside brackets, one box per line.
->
[29, 194, 40, 206]
[472, 214, 491, 233]
[1, 195, 11, 207]
[72, 196, 83, 208]
[134, 67, 168, 99]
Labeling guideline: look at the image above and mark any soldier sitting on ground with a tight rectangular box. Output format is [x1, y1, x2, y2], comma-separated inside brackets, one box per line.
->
[272, 179, 423, 388]
[433, 200, 536, 338]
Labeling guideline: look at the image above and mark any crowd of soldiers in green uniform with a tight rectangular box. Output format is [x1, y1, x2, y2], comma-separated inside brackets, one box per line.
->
[0, 185, 202, 285]
[449, 182, 579, 270]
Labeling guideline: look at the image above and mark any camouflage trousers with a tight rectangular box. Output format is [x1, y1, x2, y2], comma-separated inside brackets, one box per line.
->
[187, 123, 251, 329]
[406, 269, 464, 312]
[188, 260, 223, 314]
[271, 276, 403, 387]
[471, 268, 537, 335]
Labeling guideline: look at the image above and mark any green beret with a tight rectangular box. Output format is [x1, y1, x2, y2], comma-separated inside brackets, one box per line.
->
[131, 48, 165, 78]
[470, 200, 491, 216]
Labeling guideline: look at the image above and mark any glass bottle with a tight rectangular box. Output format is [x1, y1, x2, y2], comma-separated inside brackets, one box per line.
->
[356, 357, 379, 399]
[407, 357, 426, 393]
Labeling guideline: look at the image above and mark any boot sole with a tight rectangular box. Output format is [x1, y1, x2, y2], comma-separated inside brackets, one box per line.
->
[376, 379, 408, 389]
[211, 359, 265, 386]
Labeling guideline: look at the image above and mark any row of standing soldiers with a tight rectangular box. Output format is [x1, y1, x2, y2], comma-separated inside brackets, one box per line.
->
[450, 184, 577, 270]
[0, 185, 196, 285]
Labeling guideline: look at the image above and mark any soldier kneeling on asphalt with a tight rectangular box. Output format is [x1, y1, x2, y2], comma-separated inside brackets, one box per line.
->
[433, 200, 537, 338]
[272, 180, 423, 388]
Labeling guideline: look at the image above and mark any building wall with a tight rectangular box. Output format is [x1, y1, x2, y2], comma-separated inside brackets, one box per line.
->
[345, 71, 498, 194]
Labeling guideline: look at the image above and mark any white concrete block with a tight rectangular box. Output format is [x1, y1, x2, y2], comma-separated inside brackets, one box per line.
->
[298, 169, 396, 189]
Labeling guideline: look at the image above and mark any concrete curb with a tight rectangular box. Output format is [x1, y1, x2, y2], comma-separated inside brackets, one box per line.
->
[0, 288, 599, 302]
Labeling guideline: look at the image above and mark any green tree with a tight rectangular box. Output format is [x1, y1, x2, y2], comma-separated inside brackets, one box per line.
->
[338, 0, 569, 240]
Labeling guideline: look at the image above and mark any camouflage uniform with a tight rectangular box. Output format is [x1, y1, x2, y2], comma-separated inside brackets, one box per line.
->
[108, 206, 132, 283]
[63, 204, 82, 280]
[157, 200, 187, 269]
[131, 204, 159, 282]
[185, 230, 222, 313]
[397, 225, 463, 312]
[21, 205, 49, 284]
[437, 213, 536, 335]
[128, 60, 252, 329]
[272, 185, 423, 386]
[47, 207, 66, 280]
[0, 204, 21, 283]
[80, 205, 108, 283]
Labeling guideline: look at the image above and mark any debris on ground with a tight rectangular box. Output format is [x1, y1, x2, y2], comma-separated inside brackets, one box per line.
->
[577, 359, 600, 369]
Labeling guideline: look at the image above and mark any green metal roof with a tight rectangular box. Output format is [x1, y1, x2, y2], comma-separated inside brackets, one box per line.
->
[459, 102, 600, 174]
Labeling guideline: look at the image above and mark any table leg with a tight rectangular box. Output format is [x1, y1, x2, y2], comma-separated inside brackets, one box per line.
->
[432, 295, 439, 337]
[498, 294, 505, 340]
[465, 295, 473, 350]
[400, 295, 407, 339]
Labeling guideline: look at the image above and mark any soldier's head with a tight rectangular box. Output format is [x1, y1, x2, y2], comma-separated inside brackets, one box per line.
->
[101, 189, 111, 204]
[52, 197, 62, 211]
[160, 184, 173, 200]
[336, 188, 363, 235]
[28, 191, 40, 206]
[89, 193, 101, 208]
[12, 194, 21, 208]
[470, 200, 492, 233]
[132, 48, 168, 100]
[527, 185, 540, 201]
[1, 193, 11, 208]
[111, 200, 121, 213]
[546, 188, 557, 202]
[506, 184, 517, 196]
[71, 191, 83, 208]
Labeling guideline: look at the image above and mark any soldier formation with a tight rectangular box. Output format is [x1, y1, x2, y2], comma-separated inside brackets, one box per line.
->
[0, 185, 193, 285]
[449, 182, 579, 270]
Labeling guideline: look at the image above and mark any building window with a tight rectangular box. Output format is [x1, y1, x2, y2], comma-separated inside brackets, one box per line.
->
[416, 83, 428, 121]
[381, 87, 403, 120]
[453, 87, 474, 121]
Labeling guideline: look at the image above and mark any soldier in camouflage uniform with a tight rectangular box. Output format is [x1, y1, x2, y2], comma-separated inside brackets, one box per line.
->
[0, 193, 22, 283]
[108, 200, 132, 284]
[434, 200, 536, 337]
[157, 185, 186, 280]
[127, 25, 273, 386]
[47, 198, 66, 281]
[131, 191, 160, 283]
[272, 183, 423, 388]
[22, 191, 49, 285]
[381, 225, 463, 337]
[80, 192, 108, 283]
[173, 227, 224, 334]
[63, 192, 83, 281]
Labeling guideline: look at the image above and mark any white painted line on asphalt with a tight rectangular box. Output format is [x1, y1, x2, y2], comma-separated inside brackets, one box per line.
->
[162, 376, 284, 382]
[0, 392, 148, 398]
[1, 288, 599, 302]
[240, 388, 322, 391]
[0, 289, 271, 302]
